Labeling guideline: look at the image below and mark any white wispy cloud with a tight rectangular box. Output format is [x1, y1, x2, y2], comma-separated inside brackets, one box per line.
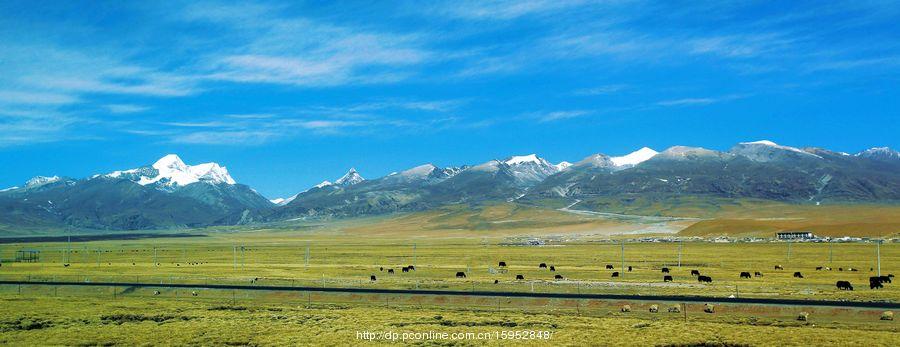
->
[432, 0, 590, 20]
[574, 84, 628, 95]
[656, 94, 747, 107]
[106, 104, 150, 114]
[536, 110, 592, 122]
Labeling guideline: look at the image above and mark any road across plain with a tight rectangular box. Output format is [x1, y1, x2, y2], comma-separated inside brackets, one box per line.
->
[1, 280, 898, 309]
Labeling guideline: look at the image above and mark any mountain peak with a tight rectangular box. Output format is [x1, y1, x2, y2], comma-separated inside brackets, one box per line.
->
[611, 147, 658, 167]
[504, 154, 543, 166]
[153, 154, 188, 171]
[856, 147, 900, 161]
[575, 153, 615, 168]
[656, 146, 730, 161]
[25, 175, 62, 188]
[733, 140, 822, 161]
[108, 154, 236, 187]
[335, 168, 365, 186]
[555, 161, 573, 170]
[399, 164, 438, 178]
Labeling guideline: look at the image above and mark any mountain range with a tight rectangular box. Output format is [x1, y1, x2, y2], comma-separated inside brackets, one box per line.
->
[2, 140, 899, 232]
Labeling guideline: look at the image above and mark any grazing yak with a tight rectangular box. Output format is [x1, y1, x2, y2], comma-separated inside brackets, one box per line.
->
[663, 275, 673, 282]
[698, 275, 712, 283]
[554, 274, 564, 280]
[661, 267, 670, 274]
[649, 305, 659, 313]
[549, 266, 556, 272]
[516, 274, 525, 280]
[690, 270, 700, 276]
[882, 276, 893, 283]
[539, 263, 547, 269]
[775, 265, 784, 270]
[407, 265, 416, 271]
[836, 280, 853, 290]
[870, 279, 884, 289]
[191, 291, 198, 297]
[628, 266, 633, 272]
[153, 290, 160, 295]
[498, 261, 507, 267]
[379, 267, 383, 271]
[606, 264, 614, 270]
[703, 304, 715, 313]
[754, 271, 763, 277]
[388, 269, 395, 274]
[668, 305, 681, 313]
[816, 266, 823, 271]
[494, 279, 499, 284]
[740, 272, 751, 279]
[370, 275, 377, 281]
[793, 272, 803, 278]
[621, 305, 631, 313]
[402, 267, 410, 273]
[455, 272, 466, 278]
[612, 272, 620, 278]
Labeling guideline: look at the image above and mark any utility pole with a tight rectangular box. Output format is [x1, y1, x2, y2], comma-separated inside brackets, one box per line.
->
[678, 240, 683, 268]
[232, 245, 237, 270]
[621, 239, 626, 277]
[413, 243, 417, 267]
[877, 240, 882, 277]
[829, 242, 833, 264]
[305, 245, 310, 268]
[787, 241, 792, 260]
[153, 247, 158, 266]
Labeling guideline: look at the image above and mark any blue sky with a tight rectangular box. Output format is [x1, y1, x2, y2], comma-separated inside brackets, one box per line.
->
[1, 1, 898, 198]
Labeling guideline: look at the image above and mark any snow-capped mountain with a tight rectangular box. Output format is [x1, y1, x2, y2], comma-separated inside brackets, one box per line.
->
[4, 141, 900, 231]
[611, 147, 658, 168]
[25, 176, 62, 189]
[856, 147, 900, 162]
[502, 154, 563, 186]
[334, 168, 365, 187]
[106, 154, 236, 189]
[653, 146, 733, 161]
[730, 140, 822, 162]
[0, 154, 270, 231]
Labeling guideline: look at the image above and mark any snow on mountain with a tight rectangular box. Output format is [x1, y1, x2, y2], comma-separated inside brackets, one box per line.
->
[574, 154, 616, 168]
[397, 164, 437, 178]
[733, 140, 822, 161]
[504, 154, 543, 166]
[856, 147, 900, 161]
[270, 193, 299, 206]
[502, 154, 560, 186]
[314, 180, 333, 188]
[655, 146, 731, 161]
[106, 154, 236, 188]
[334, 168, 364, 187]
[555, 161, 572, 170]
[24, 175, 62, 189]
[611, 147, 658, 168]
[1, 186, 20, 192]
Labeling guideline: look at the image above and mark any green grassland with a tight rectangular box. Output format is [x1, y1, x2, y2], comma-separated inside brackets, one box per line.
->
[0, 291, 898, 346]
[1, 202, 899, 345]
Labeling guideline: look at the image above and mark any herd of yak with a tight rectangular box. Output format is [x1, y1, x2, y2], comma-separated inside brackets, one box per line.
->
[369, 262, 894, 290]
